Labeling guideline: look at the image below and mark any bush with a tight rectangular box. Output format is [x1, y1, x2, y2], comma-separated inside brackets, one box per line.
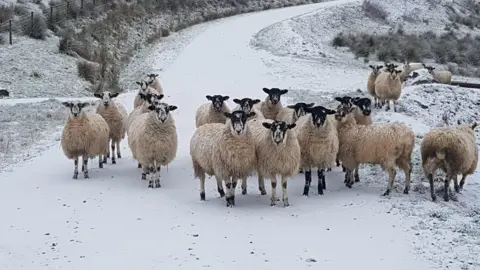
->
[0, 34, 5, 45]
[0, 5, 14, 24]
[77, 60, 99, 84]
[362, 0, 387, 21]
[22, 12, 48, 40]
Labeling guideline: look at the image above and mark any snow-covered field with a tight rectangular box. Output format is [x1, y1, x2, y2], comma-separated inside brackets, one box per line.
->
[1, 0, 480, 269]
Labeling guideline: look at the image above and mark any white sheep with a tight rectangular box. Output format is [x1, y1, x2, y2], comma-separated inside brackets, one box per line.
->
[195, 95, 230, 127]
[60, 101, 110, 179]
[146, 73, 164, 95]
[134, 80, 158, 109]
[367, 64, 383, 108]
[399, 61, 424, 82]
[374, 68, 403, 112]
[253, 88, 288, 120]
[423, 64, 452, 84]
[250, 120, 301, 207]
[334, 104, 415, 196]
[190, 110, 257, 207]
[421, 122, 479, 201]
[294, 105, 338, 196]
[94, 91, 128, 164]
[275, 102, 315, 124]
[129, 101, 178, 188]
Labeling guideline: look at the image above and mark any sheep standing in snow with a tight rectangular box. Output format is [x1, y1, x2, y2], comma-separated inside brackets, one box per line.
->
[422, 64, 452, 84]
[129, 101, 178, 188]
[253, 88, 288, 120]
[233, 97, 264, 120]
[94, 91, 128, 164]
[134, 80, 157, 109]
[195, 95, 230, 127]
[335, 104, 415, 196]
[250, 120, 301, 206]
[60, 101, 110, 179]
[421, 122, 479, 201]
[190, 110, 257, 207]
[367, 64, 383, 108]
[276, 102, 315, 124]
[399, 61, 424, 82]
[374, 68, 403, 112]
[146, 73, 164, 95]
[294, 106, 338, 196]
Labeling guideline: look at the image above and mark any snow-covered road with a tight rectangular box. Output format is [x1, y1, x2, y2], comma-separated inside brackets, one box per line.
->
[0, 1, 436, 269]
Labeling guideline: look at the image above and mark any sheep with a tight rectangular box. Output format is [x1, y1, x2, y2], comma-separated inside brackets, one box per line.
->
[94, 91, 128, 164]
[127, 92, 164, 170]
[250, 120, 301, 207]
[399, 61, 424, 82]
[367, 64, 383, 108]
[374, 68, 402, 112]
[60, 101, 110, 179]
[351, 97, 373, 126]
[253, 88, 288, 120]
[129, 101, 178, 188]
[232, 97, 263, 120]
[422, 64, 452, 84]
[190, 110, 257, 207]
[146, 73, 164, 95]
[334, 104, 415, 196]
[195, 95, 230, 127]
[294, 105, 338, 196]
[134, 80, 158, 109]
[275, 102, 315, 124]
[420, 122, 479, 201]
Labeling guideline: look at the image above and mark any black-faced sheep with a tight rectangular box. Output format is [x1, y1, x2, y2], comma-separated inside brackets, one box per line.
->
[195, 95, 230, 127]
[146, 73, 164, 95]
[253, 88, 288, 120]
[374, 68, 402, 112]
[276, 102, 315, 124]
[422, 64, 452, 84]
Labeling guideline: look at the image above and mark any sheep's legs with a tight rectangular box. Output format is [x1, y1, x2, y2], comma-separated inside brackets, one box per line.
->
[82, 155, 89, 179]
[141, 166, 148, 180]
[459, 174, 467, 191]
[270, 177, 277, 206]
[302, 169, 312, 196]
[147, 165, 160, 188]
[382, 168, 396, 196]
[199, 174, 206, 201]
[393, 100, 397, 112]
[427, 173, 436, 201]
[137, 163, 142, 168]
[155, 166, 161, 188]
[385, 100, 391, 111]
[111, 141, 116, 164]
[317, 169, 325, 195]
[225, 177, 235, 207]
[258, 175, 267, 195]
[443, 174, 453, 202]
[345, 169, 354, 188]
[106, 139, 110, 159]
[401, 162, 412, 194]
[354, 166, 360, 182]
[216, 176, 225, 197]
[73, 157, 79, 179]
[241, 178, 247, 195]
[116, 141, 121, 158]
[281, 176, 289, 207]
[98, 155, 103, 168]
[453, 175, 460, 193]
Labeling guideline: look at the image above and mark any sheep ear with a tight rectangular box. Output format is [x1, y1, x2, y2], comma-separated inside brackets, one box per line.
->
[62, 101, 72, 108]
[287, 123, 296, 129]
[154, 74, 159, 77]
[326, 109, 336, 115]
[307, 103, 315, 107]
[287, 105, 295, 109]
[148, 105, 156, 111]
[139, 93, 145, 99]
[94, 93, 103, 98]
[368, 65, 374, 69]
[262, 122, 272, 129]
[378, 65, 383, 69]
[472, 122, 478, 130]
[206, 95, 213, 101]
[253, 99, 261, 104]
[156, 94, 164, 100]
[335, 97, 343, 102]
[262, 88, 270, 94]
[233, 99, 241, 104]
[135, 81, 141, 85]
[168, 105, 178, 111]
[110, 92, 120, 98]
[280, 89, 288, 95]
[222, 96, 230, 101]
[248, 112, 256, 118]
[457, 119, 463, 125]
[78, 102, 89, 108]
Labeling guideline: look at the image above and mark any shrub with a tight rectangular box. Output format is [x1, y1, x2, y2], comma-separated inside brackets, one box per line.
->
[22, 12, 48, 40]
[0, 34, 5, 45]
[362, 0, 387, 21]
[0, 5, 14, 24]
[77, 60, 99, 84]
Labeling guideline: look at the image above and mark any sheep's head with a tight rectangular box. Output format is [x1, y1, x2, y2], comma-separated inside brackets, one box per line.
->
[206, 95, 229, 112]
[94, 91, 120, 107]
[224, 110, 255, 135]
[425, 66, 435, 74]
[335, 96, 354, 109]
[263, 87, 288, 105]
[62, 101, 89, 119]
[305, 105, 336, 128]
[147, 102, 177, 123]
[146, 73, 159, 84]
[389, 69, 402, 79]
[334, 104, 355, 122]
[262, 120, 296, 145]
[140, 93, 164, 104]
[286, 102, 315, 119]
[136, 80, 151, 94]
[384, 63, 398, 73]
[352, 97, 372, 116]
[456, 119, 479, 135]
[233, 98, 261, 114]
[369, 64, 383, 75]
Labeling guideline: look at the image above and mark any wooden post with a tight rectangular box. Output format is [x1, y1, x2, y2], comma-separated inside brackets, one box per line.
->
[50, 6, 53, 25]
[30, 12, 34, 35]
[9, 20, 12, 45]
[93, 0, 96, 6]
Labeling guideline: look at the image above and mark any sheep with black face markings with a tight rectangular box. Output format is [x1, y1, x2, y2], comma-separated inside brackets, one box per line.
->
[421, 121, 479, 202]
[94, 91, 128, 164]
[367, 64, 383, 108]
[294, 105, 338, 196]
[253, 88, 288, 120]
[146, 73, 164, 95]
[60, 101, 110, 179]
[190, 110, 257, 207]
[233, 97, 264, 120]
[195, 95, 230, 127]
[374, 68, 403, 112]
[422, 64, 452, 84]
[276, 102, 315, 124]
[134, 80, 159, 109]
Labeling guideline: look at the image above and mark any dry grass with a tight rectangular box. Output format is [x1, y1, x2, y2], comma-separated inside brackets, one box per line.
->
[21, 12, 48, 39]
[0, 5, 14, 23]
[332, 29, 480, 76]
[362, 0, 387, 21]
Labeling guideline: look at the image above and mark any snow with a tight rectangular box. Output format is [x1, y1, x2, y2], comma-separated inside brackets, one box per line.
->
[1, 0, 480, 269]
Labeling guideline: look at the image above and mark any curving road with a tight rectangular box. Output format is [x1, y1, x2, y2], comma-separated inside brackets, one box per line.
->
[0, 1, 435, 269]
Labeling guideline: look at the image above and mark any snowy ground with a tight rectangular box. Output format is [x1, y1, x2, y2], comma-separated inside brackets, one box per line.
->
[1, 0, 480, 269]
